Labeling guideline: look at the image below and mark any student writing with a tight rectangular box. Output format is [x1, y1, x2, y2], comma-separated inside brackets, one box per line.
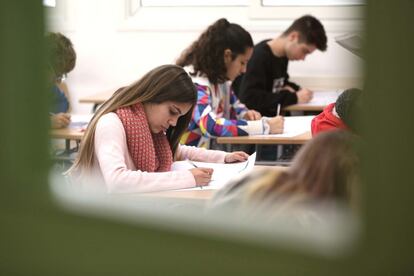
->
[235, 15, 328, 117]
[67, 65, 249, 193]
[176, 18, 284, 149]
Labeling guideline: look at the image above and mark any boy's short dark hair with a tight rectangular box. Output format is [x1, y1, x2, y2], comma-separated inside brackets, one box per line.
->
[283, 15, 327, 51]
[335, 88, 362, 132]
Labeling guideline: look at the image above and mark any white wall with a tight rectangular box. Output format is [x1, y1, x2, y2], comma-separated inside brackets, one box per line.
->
[47, 0, 364, 114]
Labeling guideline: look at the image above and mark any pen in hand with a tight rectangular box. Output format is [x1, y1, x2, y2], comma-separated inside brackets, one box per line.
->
[276, 104, 281, 116]
[186, 159, 199, 168]
[185, 158, 213, 189]
[186, 159, 203, 189]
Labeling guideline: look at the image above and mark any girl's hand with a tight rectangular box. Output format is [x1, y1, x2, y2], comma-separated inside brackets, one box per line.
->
[243, 110, 262, 120]
[190, 168, 213, 187]
[51, 113, 71, 129]
[224, 151, 249, 163]
[268, 116, 284, 134]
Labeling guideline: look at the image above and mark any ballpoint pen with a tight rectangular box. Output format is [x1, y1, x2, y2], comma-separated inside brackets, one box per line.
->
[276, 103, 281, 116]
[186, 159, 199, 168]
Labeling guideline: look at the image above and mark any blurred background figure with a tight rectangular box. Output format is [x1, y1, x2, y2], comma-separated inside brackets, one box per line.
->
[46, 32, 76, 128]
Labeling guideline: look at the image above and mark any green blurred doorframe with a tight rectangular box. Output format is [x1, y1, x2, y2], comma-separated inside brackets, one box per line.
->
[1, 1, 413, 275]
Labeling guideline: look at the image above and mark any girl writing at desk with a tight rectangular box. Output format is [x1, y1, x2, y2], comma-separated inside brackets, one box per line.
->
[176, 18, 284, 149]
[67, 65, 248, 193]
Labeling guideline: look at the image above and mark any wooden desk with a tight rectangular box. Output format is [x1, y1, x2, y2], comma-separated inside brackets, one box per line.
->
[50, 127, 84, 140]
[216, 131, 311, 145]
[147, 166, 286, 200]
[217, 116, 313, 145]
[217, 115, 313, 165]
[79, 90, 114, 105]
[50, 127, 85, 154]
[284, 104, 326, 112]
[148, 189, 215, 200]
[79, 89, 115, 112]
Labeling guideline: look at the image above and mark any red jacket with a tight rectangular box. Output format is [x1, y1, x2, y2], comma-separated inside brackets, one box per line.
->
[311, 103, 348, 136]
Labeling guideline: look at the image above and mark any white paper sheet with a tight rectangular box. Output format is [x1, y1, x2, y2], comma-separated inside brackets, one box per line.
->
[257, 116, 315, 138]
[171, 152, 256, 190]
[301, 90, 343, 107]
[68, 114, 94, 129]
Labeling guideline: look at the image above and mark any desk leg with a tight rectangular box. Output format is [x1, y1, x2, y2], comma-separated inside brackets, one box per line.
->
[65, 139, 71, 152]
[277, 145, 283, 159]
[255, 144, 261, 159]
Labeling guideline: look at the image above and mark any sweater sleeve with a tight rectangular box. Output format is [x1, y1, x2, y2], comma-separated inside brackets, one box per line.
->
[94, 113, 196, 193]
[238, 46, 298, 117]
[176, 145, 227, 163]
[193, 85, 263, 137]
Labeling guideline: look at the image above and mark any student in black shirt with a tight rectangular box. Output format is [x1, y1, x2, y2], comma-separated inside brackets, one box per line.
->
[236, 15, 328, 117]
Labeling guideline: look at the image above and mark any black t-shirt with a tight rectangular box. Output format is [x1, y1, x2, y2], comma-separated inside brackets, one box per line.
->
[236, 40, 300, 117]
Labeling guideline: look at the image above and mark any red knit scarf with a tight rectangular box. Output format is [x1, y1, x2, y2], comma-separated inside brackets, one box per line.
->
[115, 103, 173, 172]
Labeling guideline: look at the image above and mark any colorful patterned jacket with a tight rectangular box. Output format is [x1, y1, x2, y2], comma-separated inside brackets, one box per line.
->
[181, 73, 268, 148]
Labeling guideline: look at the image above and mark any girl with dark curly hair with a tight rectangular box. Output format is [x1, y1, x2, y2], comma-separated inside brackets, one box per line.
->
[177, 18, 284, 149]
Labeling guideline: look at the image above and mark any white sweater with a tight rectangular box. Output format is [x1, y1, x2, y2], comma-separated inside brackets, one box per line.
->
[88, 112, 227, 193]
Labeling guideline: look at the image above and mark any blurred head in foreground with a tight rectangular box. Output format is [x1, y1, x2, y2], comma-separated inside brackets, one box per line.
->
[211, 130, 360, 220]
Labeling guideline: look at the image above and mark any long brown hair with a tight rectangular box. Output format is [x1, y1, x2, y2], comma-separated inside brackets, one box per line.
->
[176, 18, 253, 84]
[67, 65, 197, 176]
[248, 131, 359, 206]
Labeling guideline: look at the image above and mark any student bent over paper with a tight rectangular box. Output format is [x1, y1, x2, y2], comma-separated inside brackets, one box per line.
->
[66, 65, 249, 193]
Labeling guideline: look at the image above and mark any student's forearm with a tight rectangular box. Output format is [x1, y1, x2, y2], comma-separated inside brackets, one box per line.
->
[102, 168, 196, 193]
[177, 145, 226, 163]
